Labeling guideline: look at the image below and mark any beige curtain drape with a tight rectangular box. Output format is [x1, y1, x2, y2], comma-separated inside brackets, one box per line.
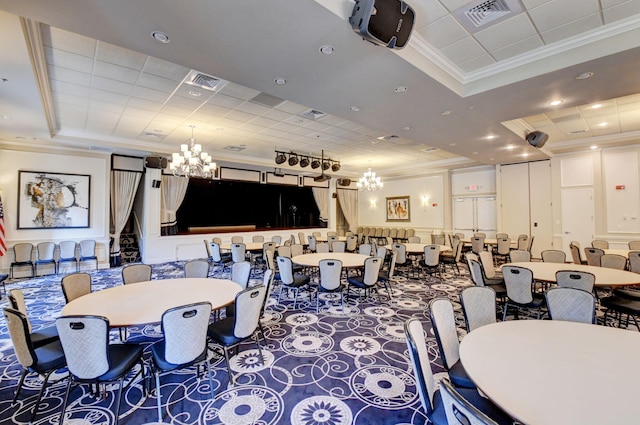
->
[161, 175, 189, 235]
[312, 187, 329, 222]
[110, 170, 142, 265]
[337, 189, 358, 232]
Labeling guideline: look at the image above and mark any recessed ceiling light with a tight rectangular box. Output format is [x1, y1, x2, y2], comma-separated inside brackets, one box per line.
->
[394, 86, 408, 93]
[349, 106, 360, 112]
[472, 151, 478, 155]
[599, 122, 607, 127]
[0, 115, 10, 119]
[522, 153, 529, 157]
[576, 72, 594, 80]
[506, 144, 514, 150]
[449, 143, 456, 146]
[549, 100, 563, 106]
[188, 90, 202, 97]
[319, 45, 334, 55]
[486, 135, 496, 140]
[591, 103, 602, 109]
[441, 110, 452, 116]
[403, 126, 411, 130]
[371, 140, 379, 145]
[151, 31, 170, 44]
[274, 78, 287, 85]
[590, 145, 598, 150]
[16, 136, 26, 140]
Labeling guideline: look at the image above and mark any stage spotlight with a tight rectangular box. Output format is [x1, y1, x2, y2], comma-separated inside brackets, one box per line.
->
[322, 161, 330, 171]
[311, 159, 321, 169]
[275, 152, 286, 164]
[299, 156, 310, 168]
[331, 162, 341, 172]
[288, 153, 299, 166]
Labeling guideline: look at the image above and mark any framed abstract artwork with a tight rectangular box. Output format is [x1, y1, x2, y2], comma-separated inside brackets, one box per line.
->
[18, 171, 91, 229]
[386, 196, 410, 222]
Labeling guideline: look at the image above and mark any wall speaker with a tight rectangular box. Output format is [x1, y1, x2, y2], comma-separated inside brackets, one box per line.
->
[337, 178, 352, 186]
[349, 0, 415, 49]
[526, 131, 549, 148]
[151, 179, 161, 188]
[144, 156, 168, 169]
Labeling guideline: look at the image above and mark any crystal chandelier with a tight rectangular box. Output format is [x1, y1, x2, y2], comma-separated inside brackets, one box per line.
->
[169, 125, 216, 178]
[357, 168, 383, 191]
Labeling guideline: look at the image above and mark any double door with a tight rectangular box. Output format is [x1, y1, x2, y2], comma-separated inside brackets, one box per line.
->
[453, 196, 497, 240]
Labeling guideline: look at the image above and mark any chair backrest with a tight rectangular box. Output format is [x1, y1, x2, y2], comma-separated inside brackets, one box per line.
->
[262, 242, 277, 261]
[271, 235, 282, 244]
[8, 289, 33, 332]
[312, 231, 321, 238]
[252, 235, 264, 243]
[358, 243, 373, 256]
[203, 240, 213, 259]
[629, 241, 640, 250]
[541, 249, 566, 264]
[429, 298, 460, 370]
[555, 270, 595, 292]
[478, 251, 496, 278]
[517, 235, 529, 250]
[13, 243, 33, 263]
[387, 252, 398, 279]
[392, 243, 407, 263]
[591, 239, 609, 249]
[495, 233, 508, 239]
[161, 302, 212, 365]
[545, 287, 595, 324]
[439, 378, 499, 425]
[262, 269, 274, 306]
[467, 259, 486, 287]
[231, 236, 243, 243]
[212, 237, 222, 245]
[502, 265, 534, 304]
[331, 241, 346, 253]
[453, 237, 464, 262]
[423, 245, 440, 267]
[232, 286, 267, 339]
[290, 243, 304, 257]
[276, 256, 295, 285]
[277, 245, 292, 258]
[79, 240, 96, 258]
[319, 259, 343, 291]
[629, 251, 640, 273]
[471, 237, 484, 254]
[184, 259, 209, 278]
[509, 249, 531, 263]
[385, 236, 394, 246]
[3, 308, 37, 368]
[474, 232, 486, 238]
[362, 257, 382, 287]
[376, 246, 388, 259]
[527, 236, 535, 252]
[496, 237, 511, 255]
[584, 247, 604, 266]
[433, 234, 445, 245]
[569, 242, 583, 264]
[307, 235, 317, 251]
[231, 261, 251, 289]
[36, 242, 55, 261]
[58, 241, 77, 260]
[56, 315, 110, 379]
[315, 242, 330, 253]
[231, 243, 246, 263]
[601, 254, 627, 270]
[61, 272, 92, 303]
[460, 286, 497, 333]
[122, 263, 152, 284]
[346, 235, 358, 251]
[298, 232, 306, 245]
[210, 242, 223, 262]
[408, 236, 421, 243]
[404, 318, 437, 415]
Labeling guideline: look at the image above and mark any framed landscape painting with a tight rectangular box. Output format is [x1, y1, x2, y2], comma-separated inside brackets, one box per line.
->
[386, 196, 410, 222]
[18, 171, 90, 229]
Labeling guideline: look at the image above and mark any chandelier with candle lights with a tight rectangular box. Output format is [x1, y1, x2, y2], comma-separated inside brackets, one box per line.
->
[170, 125, 216, 178]
[356, 167, 383, 191]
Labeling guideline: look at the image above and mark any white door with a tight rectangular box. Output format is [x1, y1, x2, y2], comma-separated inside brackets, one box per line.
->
[476, 197, 497, 238]
[453, 196, 497, 239]
[453, 197, 475, 240]
[561, 188, 594, 254]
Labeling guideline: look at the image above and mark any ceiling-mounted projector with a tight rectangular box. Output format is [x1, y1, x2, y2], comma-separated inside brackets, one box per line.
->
[349, 0, 415, 49]
[526, 131, 549, 148]
[314, 174, 331, 182]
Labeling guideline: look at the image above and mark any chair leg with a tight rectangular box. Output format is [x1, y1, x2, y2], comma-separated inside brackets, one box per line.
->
[12, 369, 28, 403]
[30, 369, 56, 422]
[59, 377, 74, 425]
[254, 334, 265, 365]
[502, 303, 509, 321]
[155, 371, 163, 422]
[223, 347, 235, 386]
[114, 377, 124, 425]
[205, 360, 215, 399]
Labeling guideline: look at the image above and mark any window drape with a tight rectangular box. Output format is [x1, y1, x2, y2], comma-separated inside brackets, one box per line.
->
[161, 175, 189, 236]
[110, 170, 142, 266]
[312, 187, 329, 222]
[337, 189, 358, 232]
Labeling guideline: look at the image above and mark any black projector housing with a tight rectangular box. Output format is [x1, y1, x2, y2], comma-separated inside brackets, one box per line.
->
[349, 0, 415, 49]
[526, 131, 549, 148]
[314, 174, 331, 182]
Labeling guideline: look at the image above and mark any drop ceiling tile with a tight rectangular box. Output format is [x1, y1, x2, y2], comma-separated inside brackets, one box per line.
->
[439, 0, 475, 12]
[262, 108, 293, 122]
[50, 79, 91, 98]
[45, 46, 94, 73]
[148, 114, 184, 127]
[521, 0, 555, 8]
[48, 65, 91, 86]
[131, 85, 169, 102]
[602, 0, 634, 8]
[236, 101, 272, 116]
[92, 76, 134, 96]
[192, 104, 228, 118]
[528, 0, 600, 33]
[619, 110, 640, 131]
[225, 110, 259, 123]
[88, 99, 125, 114]
[122, 107, 157, 120]
[457, 54, 496, 72]
[579, 104, 617, 118]
[239, 123, 268, 134]
[274, 100, 309, 115]
[490, 36, 544, 61]
[127, 97, 163, 112]
[305, 121, 331, 132]
[53, 92, 89, 108]
[412, 0, 449, 29]
[165, 95, 204, 111]
[158, 104, 194, 118]
[207, 93, 244, 109]
[604, 1, 640, 22]
[540, 13, 601, 44]
[43, 26, 96, 57]
[219, 82, 260, 100]
[137, 73, 180, 93]
[94, 60, 140, 84]
[440, 36, 486, 64]
[86, 109, 120, 133]
[96, 42, 146, 70]
[617, 102, 640, 112]
[56, 104, 87, 128]
[474, 14, 537, 51]
[416, 15, 469, 49]
[249, 116, 279, 128]
[142, 57, 190, 81]
[617, 93, 640, 104]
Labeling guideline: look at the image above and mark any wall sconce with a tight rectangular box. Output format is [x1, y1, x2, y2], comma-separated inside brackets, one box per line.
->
[421, 196, 430, 210]
[369, 198, 377, 209]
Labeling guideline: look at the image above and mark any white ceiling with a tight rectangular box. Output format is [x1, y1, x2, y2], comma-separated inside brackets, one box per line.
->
[1, 0, 640, 180]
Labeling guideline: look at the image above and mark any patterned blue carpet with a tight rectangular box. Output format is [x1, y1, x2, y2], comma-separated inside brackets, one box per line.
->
[0, 261, 475, 424]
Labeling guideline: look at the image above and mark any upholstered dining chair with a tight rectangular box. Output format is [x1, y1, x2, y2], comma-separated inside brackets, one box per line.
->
[258, 269, 274, 341]
[429, 298, 475, 389]
[545, 287, 596, 324]
[420, 244, 441, 279]
[3, 308, 67, 422]
[307, 235, 318, 252]
[478, 251, 502, 285]
[629, 241, 640, 250]
[57, 240, 78, 272]
[10, 242, 34, 279]
[56, 314, 146, 425]
[591, 239, 609, 249]
[345, 235, 358, 252]
[440, 236, 463, 276]
[271, 235, 282, 244]
[122, 263, 152, 284]
[231, 236, 244, 243]
[470, 237, 485, 255]
[315, 242, 330, 253]
[346, 256, 382, 304]
[252, 235, 264, 243]
[317, 259, 344, 312]
[439, 378, 500, 425]
[151, 302, 214, 422]
[8, 289, 59, 348]
[231, 242, 247, 263]
[600, 253, 628, 270]
[628, 251, 640, 273]
[78, 239, 98, 271]
[208, 286, 267, 385]
[404, 318, 513, 425]
[555, 270, 595, 292]
[277, 256, 312, 309]
[61, 272, 92, 303]
[494, 237, 511, 265]
[378, 252, 397, 300]
[184, 259, 210, 278]
[502, 265, 546, 320]
[508, 249, 531, 263]
[584, 247, 604, 267]
[460, 286, 497, 333]
[358, 243, 373, 256]
[467, 259, 507, 303]
[231, 261, 251, 289]
[331, 241, 346, 253]
[35, 241, 57, 276]
[208, 241, 232, 276]
[541, 249, 567, 263]
[569, 242, 587, 265]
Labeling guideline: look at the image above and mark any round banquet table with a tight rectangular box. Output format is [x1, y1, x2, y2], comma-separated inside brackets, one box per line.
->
[460, 320, 640, 425]
[462, 238, 517, 247]
[220, 242, 266, 252]
[505, 261, 640, 287]
[62, 278, 242, 327]
[292, 253, 370, 268]
[384, 243, 450, 254]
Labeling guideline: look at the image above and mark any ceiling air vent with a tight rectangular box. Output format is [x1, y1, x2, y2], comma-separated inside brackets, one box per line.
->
[301, 109, 327, 120]
[453, 0, 524, 33]
[224, 145, 246, 152]
[185, 70, 227, 91]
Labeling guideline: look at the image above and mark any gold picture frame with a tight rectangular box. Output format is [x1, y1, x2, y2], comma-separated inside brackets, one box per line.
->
[386, 196, 410, 222]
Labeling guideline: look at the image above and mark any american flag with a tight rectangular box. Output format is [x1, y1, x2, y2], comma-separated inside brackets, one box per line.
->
[0, 195, 6, 256]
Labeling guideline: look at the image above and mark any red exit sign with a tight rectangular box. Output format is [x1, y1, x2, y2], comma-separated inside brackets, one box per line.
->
[616, 185, 626, 190]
